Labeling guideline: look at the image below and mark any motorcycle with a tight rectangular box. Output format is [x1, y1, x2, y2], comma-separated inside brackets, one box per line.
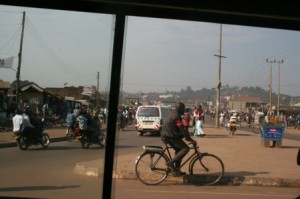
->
[66, 125, 81, 142]
[229, 121, 237, 135]
[14, 123, 50, 150]
[43, 114, 65, 128]
[74, 127, 105, 149]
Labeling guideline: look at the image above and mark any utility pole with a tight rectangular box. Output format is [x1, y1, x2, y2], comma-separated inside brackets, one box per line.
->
[16, 11, 25, 107]
[214, 24, 226, 128]
[266, 59, 273, 115]
[96, 71, 99, 106]
[274, 59, 283, 116]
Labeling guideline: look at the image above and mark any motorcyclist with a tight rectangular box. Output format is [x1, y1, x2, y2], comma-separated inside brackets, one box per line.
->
[23, 108, 38, 141]
[161, 102, 196, 177]
[76, 108, 101, 140]
[117, 108, 125, 130]
[76, 109, 88, 132]
[30, 113, 43, 137]
[87, 110, 102, 140]
[12, 109, 24, 135]
[229, 112, 237, 135]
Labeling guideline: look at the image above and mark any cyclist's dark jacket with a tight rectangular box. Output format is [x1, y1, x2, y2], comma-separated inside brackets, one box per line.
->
[161, 110, 184, 140]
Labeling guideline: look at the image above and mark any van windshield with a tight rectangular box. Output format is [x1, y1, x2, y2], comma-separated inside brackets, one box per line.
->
[137, 107, 160, 117]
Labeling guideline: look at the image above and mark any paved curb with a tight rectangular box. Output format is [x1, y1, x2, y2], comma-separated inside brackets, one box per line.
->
[73, 162, 300, 187]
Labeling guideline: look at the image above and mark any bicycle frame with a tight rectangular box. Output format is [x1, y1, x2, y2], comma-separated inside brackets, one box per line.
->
[137, 141, 224, 185]
[161, 142, 207, 173]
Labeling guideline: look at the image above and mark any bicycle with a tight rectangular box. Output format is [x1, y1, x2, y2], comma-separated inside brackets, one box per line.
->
[135, 140, 224, 185]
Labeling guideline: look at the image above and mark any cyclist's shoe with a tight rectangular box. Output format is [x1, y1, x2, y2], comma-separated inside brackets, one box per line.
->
[166, 161, 176, 171]
[175, 167, 186, 175]
[171, 170, 185, 177]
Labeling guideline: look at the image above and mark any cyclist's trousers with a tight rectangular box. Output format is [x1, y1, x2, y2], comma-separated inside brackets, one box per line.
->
[165, 138, 190, 168]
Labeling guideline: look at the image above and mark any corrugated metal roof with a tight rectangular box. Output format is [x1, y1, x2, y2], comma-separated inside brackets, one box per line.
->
[20, 83, 44, 92]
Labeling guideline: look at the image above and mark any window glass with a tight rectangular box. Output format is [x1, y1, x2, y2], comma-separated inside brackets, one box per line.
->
[0, 5, 114, 198]
[1, 4, 300, 199]
[137, 107, 160, 117]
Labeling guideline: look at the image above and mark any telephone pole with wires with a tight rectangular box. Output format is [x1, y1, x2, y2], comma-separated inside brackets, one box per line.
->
[214, 24, 226, 128]
[266, 59, 274, 115]
[274, 59, 283, 116]
[16, 11, 25, 107]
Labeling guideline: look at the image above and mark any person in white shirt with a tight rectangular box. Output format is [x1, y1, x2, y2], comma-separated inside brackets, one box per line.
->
[229, 113, 237, 135]
[12, 109, 24, 134]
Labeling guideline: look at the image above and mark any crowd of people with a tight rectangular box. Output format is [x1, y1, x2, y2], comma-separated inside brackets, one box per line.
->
[218, 109, 291, 128]
[116, 106, 136, 131]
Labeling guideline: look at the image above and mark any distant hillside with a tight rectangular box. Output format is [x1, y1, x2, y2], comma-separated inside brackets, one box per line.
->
[124, 85, 300, 106]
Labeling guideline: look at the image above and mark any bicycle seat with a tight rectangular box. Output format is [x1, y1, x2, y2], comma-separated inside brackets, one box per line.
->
[143, 145, 163, 152]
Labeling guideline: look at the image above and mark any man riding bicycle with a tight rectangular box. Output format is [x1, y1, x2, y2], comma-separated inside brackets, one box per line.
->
[161, 102, 196, 177]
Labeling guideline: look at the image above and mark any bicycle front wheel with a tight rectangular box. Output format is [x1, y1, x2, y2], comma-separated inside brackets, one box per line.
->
[135, 151, 169, 185]
[190, 153, 224, 185]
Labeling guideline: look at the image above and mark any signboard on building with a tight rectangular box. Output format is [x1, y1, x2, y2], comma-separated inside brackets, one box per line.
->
[82, 86, 96, 96]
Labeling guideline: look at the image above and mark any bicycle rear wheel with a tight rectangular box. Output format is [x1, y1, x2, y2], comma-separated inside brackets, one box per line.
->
[135, 151, 169, 185]
[190, 153, 224, 185]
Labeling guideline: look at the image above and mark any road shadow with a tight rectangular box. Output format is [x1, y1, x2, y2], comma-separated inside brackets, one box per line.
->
[184, 171, 269, 186]
[232, 133, 254, 137]
[279, 145, 300, 149]
[192, 134, 230, 139]
[0, 185, 80, 192]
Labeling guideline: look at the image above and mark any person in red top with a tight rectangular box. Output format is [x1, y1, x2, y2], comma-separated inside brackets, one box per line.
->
[182, 108, 190, 132]
[194, 105, 206, 137]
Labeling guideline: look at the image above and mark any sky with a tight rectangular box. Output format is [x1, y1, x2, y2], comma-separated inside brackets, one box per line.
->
[1, 5, 300, 97]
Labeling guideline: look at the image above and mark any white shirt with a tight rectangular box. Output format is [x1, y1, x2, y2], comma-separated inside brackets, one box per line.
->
[229, 116, 237, 123]
[13, 114, 24, 132]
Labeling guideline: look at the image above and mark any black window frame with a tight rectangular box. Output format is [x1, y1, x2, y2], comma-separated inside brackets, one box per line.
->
[1, 1, 299, 199]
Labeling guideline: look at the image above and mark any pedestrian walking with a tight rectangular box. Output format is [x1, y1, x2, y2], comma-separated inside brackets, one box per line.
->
[194, 105, 206, 137]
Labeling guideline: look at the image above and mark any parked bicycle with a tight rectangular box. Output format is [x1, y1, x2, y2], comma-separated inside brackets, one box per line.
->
[135, 140, 224, 185]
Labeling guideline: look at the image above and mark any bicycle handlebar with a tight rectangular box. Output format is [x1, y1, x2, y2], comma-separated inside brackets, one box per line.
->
[188, 141, 199, 149]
